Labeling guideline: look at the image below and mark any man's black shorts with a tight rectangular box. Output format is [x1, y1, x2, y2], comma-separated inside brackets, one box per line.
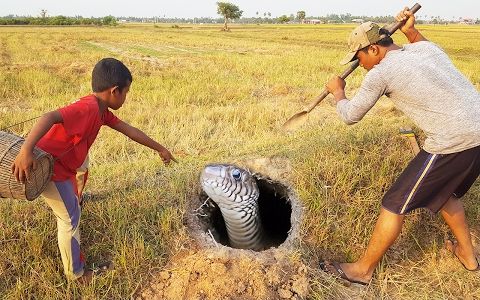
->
[382, 145, 480, 215]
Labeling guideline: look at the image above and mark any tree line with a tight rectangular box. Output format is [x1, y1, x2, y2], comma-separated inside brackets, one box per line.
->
[0, 15, 117, 26]
[1, 1, 479, 27]
[2, 14, 478, 27]
[215, 2, 479, 27]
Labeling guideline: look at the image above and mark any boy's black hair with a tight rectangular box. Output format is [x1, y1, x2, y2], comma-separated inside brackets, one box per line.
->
[359, 28, 394, 53]
[92, 58, 132, 92]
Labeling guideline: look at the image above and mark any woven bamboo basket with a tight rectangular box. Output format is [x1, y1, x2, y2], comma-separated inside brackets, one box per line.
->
[0, 131, 53, 200]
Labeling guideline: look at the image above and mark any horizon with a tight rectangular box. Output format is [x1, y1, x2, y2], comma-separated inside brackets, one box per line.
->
[1, 1, 479, 20]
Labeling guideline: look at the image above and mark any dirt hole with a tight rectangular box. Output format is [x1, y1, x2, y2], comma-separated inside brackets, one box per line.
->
[194, 175, 296, 251]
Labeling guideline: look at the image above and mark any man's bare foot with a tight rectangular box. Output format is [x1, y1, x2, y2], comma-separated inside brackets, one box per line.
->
[445, 239, 480, 271]
[319, 261, 371, 286]
[337, 262, 373, 284]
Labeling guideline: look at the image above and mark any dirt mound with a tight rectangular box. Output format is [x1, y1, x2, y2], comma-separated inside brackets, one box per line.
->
[137, 247, 309, 300]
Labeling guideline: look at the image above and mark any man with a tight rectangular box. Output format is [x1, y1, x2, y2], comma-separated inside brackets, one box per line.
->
[321, 7, 480, 285]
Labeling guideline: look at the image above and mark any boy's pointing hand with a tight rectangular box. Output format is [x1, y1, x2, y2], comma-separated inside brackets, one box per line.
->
[157, 146, 177, 165]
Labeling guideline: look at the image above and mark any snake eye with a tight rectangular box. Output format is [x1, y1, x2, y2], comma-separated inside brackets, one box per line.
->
[231, 169, 242, 180]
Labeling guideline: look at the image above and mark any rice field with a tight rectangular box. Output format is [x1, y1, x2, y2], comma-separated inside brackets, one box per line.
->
[0, 22, 479, 299]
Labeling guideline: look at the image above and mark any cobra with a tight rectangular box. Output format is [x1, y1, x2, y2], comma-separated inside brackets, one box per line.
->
[200, 164, 264, 251]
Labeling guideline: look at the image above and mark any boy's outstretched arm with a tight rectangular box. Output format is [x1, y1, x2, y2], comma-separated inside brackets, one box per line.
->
[11, 111, 63, 183]
[396, 7, 428, 43]
[111, 121, 177, 164]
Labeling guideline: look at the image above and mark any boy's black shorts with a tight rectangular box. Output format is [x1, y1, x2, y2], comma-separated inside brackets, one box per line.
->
[382, 144, 480, 215]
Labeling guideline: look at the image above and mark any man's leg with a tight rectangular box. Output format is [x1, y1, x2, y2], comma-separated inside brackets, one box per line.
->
[440, 196, 478, 270]
[334, 208, 405, 283]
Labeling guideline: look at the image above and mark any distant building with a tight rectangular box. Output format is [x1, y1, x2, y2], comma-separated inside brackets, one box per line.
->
[352, 18, 364, 23]
[459, 18, 474, 25]
[304, 19, 322, 24]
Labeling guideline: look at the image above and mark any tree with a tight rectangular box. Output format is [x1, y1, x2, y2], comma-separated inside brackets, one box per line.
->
[297, 11, 306, 23]
[102, 15, 117, 26]
[216, 2, 243, 31]
[278, 15, 290, 24]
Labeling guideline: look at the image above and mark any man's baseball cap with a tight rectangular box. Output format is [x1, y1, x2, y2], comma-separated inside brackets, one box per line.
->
[340, 21, 388, 65]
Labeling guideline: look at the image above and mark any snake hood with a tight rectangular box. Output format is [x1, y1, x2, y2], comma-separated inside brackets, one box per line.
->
[200, 164, 264, 250]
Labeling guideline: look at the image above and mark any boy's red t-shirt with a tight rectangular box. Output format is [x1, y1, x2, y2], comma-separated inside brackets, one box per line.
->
[36, 94, 121, 181]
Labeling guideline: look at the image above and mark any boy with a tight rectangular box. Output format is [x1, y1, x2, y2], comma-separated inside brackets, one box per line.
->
[11, 57, 176, 284]
[321, 8, 480, 284]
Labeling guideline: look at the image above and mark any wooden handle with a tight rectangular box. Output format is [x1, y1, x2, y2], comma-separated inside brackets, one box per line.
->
[305, 60, 360, 113]
[384, 3, 422, 34]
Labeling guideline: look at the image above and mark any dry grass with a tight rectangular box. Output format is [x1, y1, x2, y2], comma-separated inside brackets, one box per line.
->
[0, 23, 479, 299]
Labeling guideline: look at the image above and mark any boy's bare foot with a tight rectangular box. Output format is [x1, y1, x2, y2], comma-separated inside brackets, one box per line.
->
[76, 261, 114, 285]
[76, 270, 94, 285]
[94, 261, 114, 273]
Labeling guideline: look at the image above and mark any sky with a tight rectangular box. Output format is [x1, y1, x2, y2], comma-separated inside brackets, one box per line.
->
[0, 0, 478, 19]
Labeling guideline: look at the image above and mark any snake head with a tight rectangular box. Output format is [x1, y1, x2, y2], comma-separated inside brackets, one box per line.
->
[200, 164, 259, 204]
